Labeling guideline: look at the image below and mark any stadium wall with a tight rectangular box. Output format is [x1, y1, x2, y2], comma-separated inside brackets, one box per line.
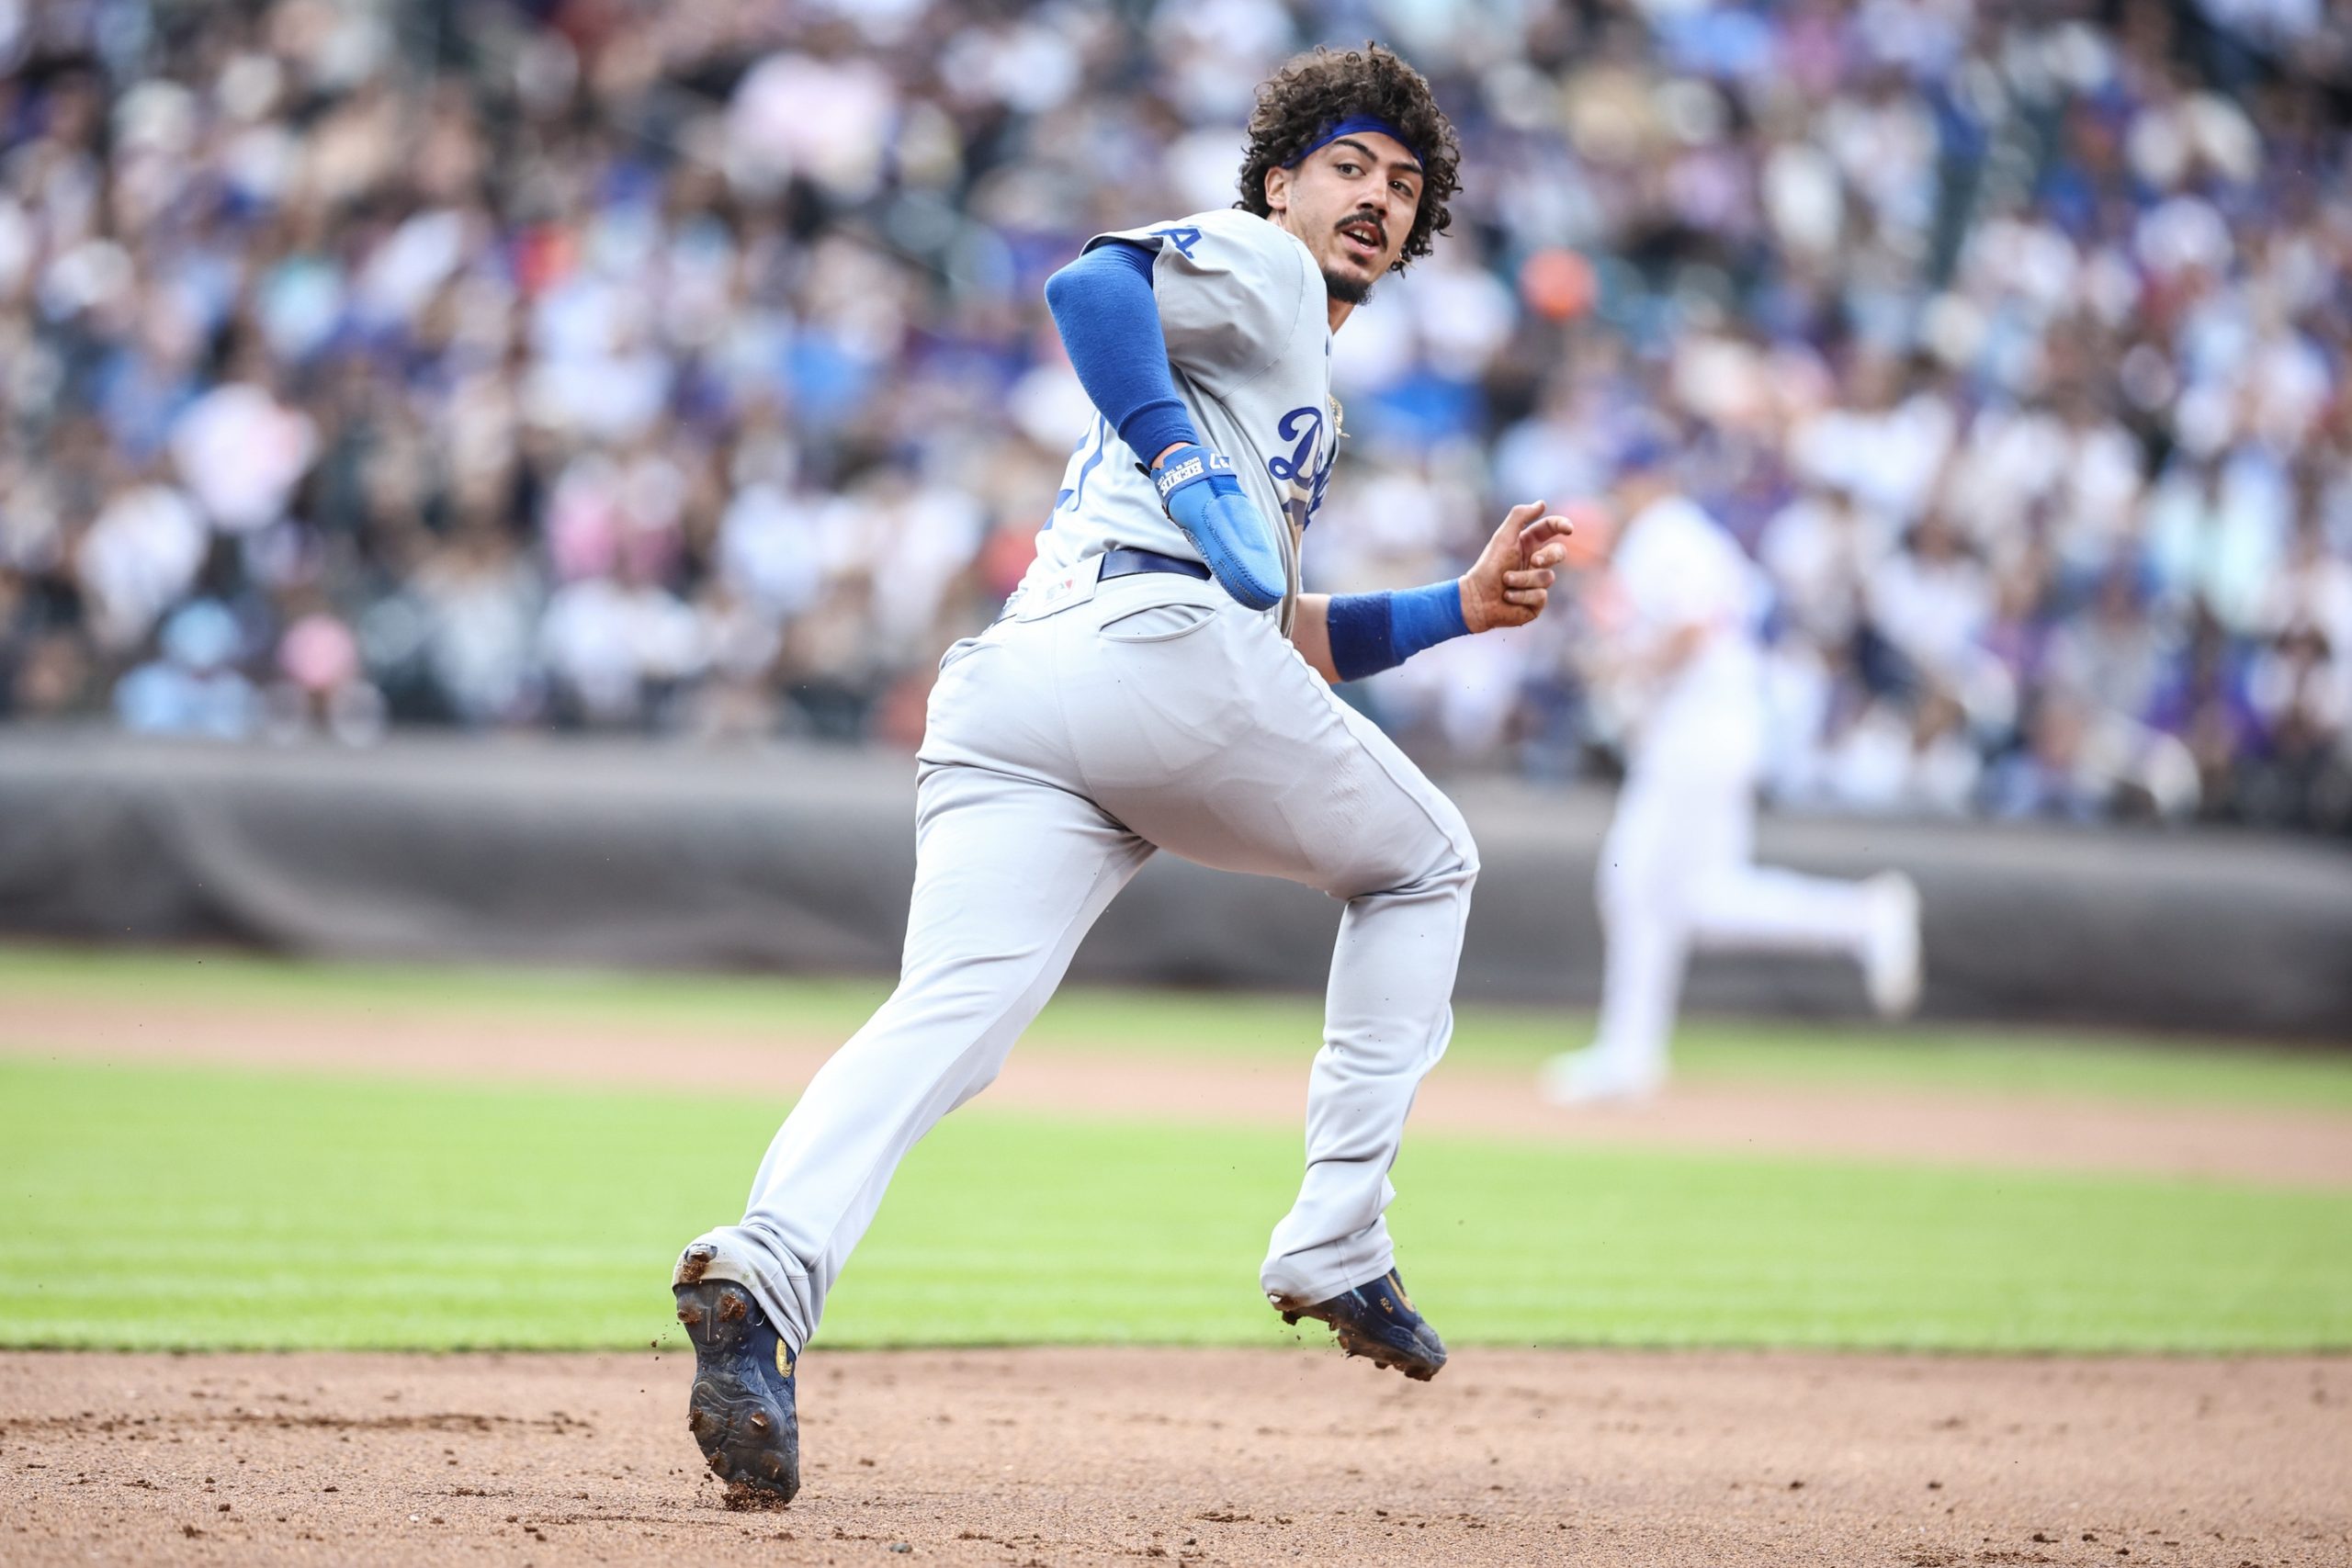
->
[1, 732, 2346, 1041]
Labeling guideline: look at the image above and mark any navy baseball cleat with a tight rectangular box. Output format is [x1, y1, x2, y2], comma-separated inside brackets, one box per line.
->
[673, 1244, 799, 1506]
[1272, 1267, 1448, 1382]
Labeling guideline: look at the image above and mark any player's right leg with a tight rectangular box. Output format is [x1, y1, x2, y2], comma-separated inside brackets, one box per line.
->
[682, 761, 1150, 1348]
[674, 622, 1150, 1503]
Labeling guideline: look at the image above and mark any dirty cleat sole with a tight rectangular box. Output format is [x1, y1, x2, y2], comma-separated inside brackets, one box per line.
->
[673, 1245, 799, 1506]
[1274, 1267, 1448, 1382]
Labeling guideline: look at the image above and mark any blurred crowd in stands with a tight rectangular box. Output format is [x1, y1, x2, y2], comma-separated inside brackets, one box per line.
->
[1, 0, 2348, 831]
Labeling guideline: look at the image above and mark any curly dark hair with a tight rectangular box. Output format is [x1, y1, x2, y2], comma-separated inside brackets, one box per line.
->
[1236, 43, 1461, 272]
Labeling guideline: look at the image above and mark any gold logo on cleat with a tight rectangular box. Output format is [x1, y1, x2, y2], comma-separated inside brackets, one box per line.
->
[776, 1342, 794, 1380]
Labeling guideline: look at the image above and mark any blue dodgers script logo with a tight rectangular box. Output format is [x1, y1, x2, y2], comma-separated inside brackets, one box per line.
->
[1267, 405, 1335, 532]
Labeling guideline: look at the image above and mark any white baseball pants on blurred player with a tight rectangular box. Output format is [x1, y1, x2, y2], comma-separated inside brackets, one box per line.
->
[685, 566, 1478, 1353]
[1571, 757, 1901, 1096]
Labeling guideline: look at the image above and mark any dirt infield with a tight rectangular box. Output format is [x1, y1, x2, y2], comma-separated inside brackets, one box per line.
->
[9, 996, 2352, 1188]
[4, 1347, 2346, 1567]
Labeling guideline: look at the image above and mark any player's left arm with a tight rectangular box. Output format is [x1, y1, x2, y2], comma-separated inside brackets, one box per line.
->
[1291, 502, 1573, 684]
[1043, 239, 1286, 611]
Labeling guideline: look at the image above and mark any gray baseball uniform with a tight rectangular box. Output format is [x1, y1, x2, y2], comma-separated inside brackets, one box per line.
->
[684, 209, 1478, 1351]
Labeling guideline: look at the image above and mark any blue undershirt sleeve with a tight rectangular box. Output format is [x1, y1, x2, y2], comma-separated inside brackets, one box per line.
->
[1043, 242, 1201, 466]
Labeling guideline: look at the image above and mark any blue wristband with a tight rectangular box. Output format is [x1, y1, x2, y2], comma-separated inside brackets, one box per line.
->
[1151, 442, 1285, 610]
[1391, 577, 1472, 657]
[1326, 579, 1470, 682]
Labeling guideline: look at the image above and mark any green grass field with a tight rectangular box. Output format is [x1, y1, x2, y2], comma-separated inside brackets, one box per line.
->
[3, 946, 2348, 1355]
[9, 942, 2350, 1109]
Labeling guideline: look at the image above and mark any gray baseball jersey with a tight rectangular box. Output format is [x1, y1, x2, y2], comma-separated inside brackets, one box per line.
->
[1021, 209, 1338, 624]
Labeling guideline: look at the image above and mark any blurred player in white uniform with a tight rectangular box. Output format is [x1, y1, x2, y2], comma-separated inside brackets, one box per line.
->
[1541, 439, 1921, 1105]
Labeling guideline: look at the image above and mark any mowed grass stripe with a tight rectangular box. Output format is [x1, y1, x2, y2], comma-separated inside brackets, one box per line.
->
[5, 942, 2350, 1109]
[1, 1058, 2345, 1354]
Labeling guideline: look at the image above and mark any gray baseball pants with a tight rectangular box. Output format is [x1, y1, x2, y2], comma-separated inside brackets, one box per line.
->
[685, 568, 1479, 1352]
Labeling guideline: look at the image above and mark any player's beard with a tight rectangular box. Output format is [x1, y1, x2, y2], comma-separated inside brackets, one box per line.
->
[1320, 266, 1373, 305]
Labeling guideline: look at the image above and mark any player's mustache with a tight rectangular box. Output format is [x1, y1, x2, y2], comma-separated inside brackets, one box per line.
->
[1336, 211, 1387, 246]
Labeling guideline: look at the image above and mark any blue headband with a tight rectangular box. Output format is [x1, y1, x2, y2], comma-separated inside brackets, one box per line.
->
[1283, 115, 1424, 171]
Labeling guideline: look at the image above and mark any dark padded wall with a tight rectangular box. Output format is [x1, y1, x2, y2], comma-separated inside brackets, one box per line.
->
[2, 733, 2346, 1040]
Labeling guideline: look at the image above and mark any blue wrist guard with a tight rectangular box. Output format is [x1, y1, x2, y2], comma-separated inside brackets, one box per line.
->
[1151, 443, 1285, 612]
[1325, 579, 1471, 681]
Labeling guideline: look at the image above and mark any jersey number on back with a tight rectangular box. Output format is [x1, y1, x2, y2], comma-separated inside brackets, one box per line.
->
[1151, 226, 1203, 259]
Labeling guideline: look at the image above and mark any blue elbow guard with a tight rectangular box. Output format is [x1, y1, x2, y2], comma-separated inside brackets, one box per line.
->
[1151, 444, 1285, 612]
[1326, 579, 1470, 681]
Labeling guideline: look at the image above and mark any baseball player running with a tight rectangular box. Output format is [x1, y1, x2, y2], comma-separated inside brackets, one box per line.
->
[1540, 437, 1921, 1107]
[670, 45, 1574, 1505]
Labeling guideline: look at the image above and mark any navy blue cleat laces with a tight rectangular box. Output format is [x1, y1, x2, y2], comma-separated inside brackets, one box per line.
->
[1274, 1268, 1448, 1382]
[673, 1244, 799, 1505]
